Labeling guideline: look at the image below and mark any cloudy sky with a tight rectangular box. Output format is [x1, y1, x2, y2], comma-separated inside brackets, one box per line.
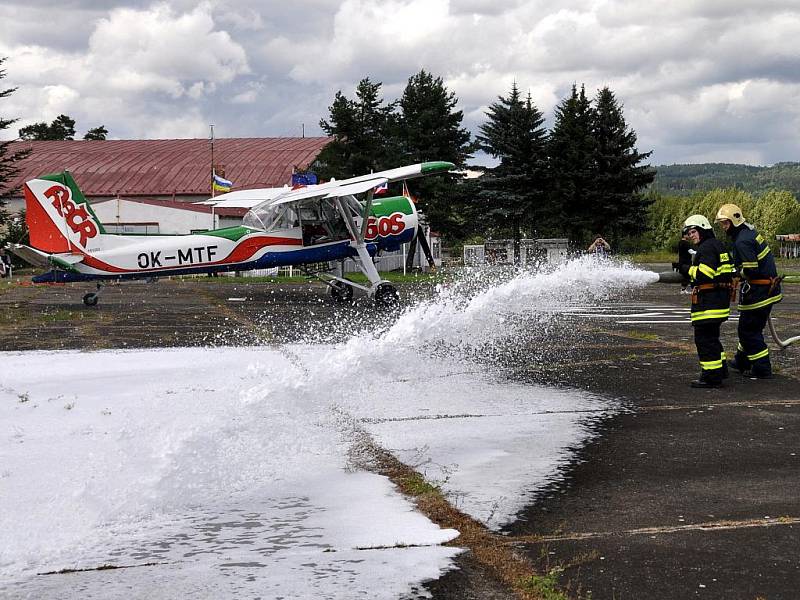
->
[1, 0, 799, 166]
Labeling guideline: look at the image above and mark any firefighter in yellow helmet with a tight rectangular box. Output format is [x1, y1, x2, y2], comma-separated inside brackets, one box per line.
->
[715, 203, 782, 378]
[676, 215, 734, 388]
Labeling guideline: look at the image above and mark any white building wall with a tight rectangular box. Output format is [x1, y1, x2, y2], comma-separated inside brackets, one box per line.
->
[91, 199, 217, 234]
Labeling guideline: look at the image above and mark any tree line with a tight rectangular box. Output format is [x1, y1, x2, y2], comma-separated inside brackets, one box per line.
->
[652, 162, 800, 201]
[314, 71, 655, 248]
[647, 188, 800, 253]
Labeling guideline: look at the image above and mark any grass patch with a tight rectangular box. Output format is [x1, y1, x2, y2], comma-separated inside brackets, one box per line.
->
[518, 569, 569, 600]
[40, 309, 81, 322]
[174, 271, 442, 285]
[625, 330, 660, 341]
[399, 472, 441, 497]
[343, 271, 444, 284]
[176, 275, 309, 284]
[619, 250, 675, 263]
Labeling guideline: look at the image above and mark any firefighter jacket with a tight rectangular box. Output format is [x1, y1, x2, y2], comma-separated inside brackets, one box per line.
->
[729, 224, 782, 311]
[682, 236, 734, 324]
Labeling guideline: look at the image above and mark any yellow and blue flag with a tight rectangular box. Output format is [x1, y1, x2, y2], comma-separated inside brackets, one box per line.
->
[212, 173, 233, 192]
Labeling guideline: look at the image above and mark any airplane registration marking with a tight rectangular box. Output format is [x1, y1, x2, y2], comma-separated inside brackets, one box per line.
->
[137, 246, 218, 269]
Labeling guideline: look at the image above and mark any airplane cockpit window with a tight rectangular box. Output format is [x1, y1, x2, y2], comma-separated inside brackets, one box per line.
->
[298, 198, 351, 245]
[243, 203, 298, 232]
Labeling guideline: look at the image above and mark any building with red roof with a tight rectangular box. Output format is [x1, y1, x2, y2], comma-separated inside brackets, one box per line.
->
[3, 137, 330, 233]
[6, 137, 329, 202]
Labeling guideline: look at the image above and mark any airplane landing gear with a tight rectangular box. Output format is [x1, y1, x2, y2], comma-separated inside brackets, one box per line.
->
[82, 293, 99, 306]
[373, 282, 399, 306]
[82, 283, 104, 307]
[329, 280, 354, 302]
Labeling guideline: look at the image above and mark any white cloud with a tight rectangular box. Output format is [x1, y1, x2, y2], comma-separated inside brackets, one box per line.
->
[1, 0, 799, 164]
[86, 2, 249, 97]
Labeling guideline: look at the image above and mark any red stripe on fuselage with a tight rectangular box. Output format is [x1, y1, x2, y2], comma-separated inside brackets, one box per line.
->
[223, 235, 302, 263]
[77, 234, 302, 274]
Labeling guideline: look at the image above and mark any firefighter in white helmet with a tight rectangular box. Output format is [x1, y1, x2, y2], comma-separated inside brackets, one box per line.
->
[676, 215, 734, 388]
[715, 203, 782, 378]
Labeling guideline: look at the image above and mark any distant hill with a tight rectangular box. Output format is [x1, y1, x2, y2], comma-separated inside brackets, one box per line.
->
[652, 162, 800, 199]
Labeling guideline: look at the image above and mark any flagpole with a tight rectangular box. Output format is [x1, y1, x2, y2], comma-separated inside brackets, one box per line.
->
[209, 124, 215, 199]
[209, 124, 215, 229]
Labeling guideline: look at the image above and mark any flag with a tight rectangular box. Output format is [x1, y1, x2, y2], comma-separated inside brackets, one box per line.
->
[291, 172, 318, 187]
[213, 173, 233, 193]
[374, 181, 388, 195]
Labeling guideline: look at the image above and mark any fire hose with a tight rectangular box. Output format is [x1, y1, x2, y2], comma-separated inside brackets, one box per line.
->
[656, 271, 798, 349]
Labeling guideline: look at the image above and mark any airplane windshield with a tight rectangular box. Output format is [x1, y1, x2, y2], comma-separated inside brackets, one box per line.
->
[243, 203, 298, 232]
[242, 195, 364, 241]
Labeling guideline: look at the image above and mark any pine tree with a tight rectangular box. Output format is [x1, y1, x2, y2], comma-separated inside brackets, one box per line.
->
[592, 87, 654, 241]
[547, 84, 596, 243]
[396, 70, 474, 239]
[398, 70, 472, 166]
[477, 83, 549, 243]
[0, 57, 31, 246]
[315, 78, 398, 180]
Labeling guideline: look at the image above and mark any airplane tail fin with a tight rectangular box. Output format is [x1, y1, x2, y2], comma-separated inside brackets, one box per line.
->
[24, 171, 105, 253]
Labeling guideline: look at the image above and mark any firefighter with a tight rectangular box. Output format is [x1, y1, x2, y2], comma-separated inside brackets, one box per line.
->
[677, 215, 735, 388]
[715, 203, 782, 378]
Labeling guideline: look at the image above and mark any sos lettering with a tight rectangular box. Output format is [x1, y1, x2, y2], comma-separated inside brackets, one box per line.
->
[365, 213, 405, 239]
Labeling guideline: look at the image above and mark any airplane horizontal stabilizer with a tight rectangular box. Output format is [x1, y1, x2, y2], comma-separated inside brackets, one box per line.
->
[7, 244, 51, 268]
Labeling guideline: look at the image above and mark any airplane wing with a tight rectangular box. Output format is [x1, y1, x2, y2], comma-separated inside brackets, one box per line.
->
[198, 187, 289, 209]
[262, 161, 454, 208]
[268, 178, 389, 207]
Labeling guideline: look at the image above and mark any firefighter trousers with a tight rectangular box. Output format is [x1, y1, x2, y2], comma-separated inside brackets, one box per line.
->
[694, 320, 725, 383]
[734, 304, 773, 376]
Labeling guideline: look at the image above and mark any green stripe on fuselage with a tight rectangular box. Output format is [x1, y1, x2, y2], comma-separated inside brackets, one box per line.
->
[202, 226, 257, 241]
[369, 196, 414, 217]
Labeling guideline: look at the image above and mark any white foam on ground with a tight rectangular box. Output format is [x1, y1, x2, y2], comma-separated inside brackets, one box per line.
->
[0, 258, 657, 598]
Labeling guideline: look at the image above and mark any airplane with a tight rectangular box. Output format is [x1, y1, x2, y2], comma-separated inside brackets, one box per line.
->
[7, 161, 454, 306]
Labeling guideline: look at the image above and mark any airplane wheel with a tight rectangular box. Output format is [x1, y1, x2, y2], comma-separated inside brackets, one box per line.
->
[329, 280, 353, 302]
[83, 293, 99, 307]
[373, 283, 399, 306]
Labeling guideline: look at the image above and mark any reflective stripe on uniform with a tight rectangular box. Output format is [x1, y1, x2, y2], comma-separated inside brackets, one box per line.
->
[698, 263, 716, 278]
[738, 293, 783, 311]
[747, 348, 769, 361]
[757, 246, 771, 260]
[691, 308, 730, 321]
[741, 261, 758, 268]
[700, 358, 723, 370]
[715, 264, 736, 276]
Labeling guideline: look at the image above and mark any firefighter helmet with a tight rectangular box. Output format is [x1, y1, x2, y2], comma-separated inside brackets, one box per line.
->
[715, 203, 745, 227]
[682, 214, 712, 235]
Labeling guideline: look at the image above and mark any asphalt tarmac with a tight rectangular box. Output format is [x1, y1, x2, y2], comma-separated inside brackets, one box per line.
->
[1, 269, 798, 600]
